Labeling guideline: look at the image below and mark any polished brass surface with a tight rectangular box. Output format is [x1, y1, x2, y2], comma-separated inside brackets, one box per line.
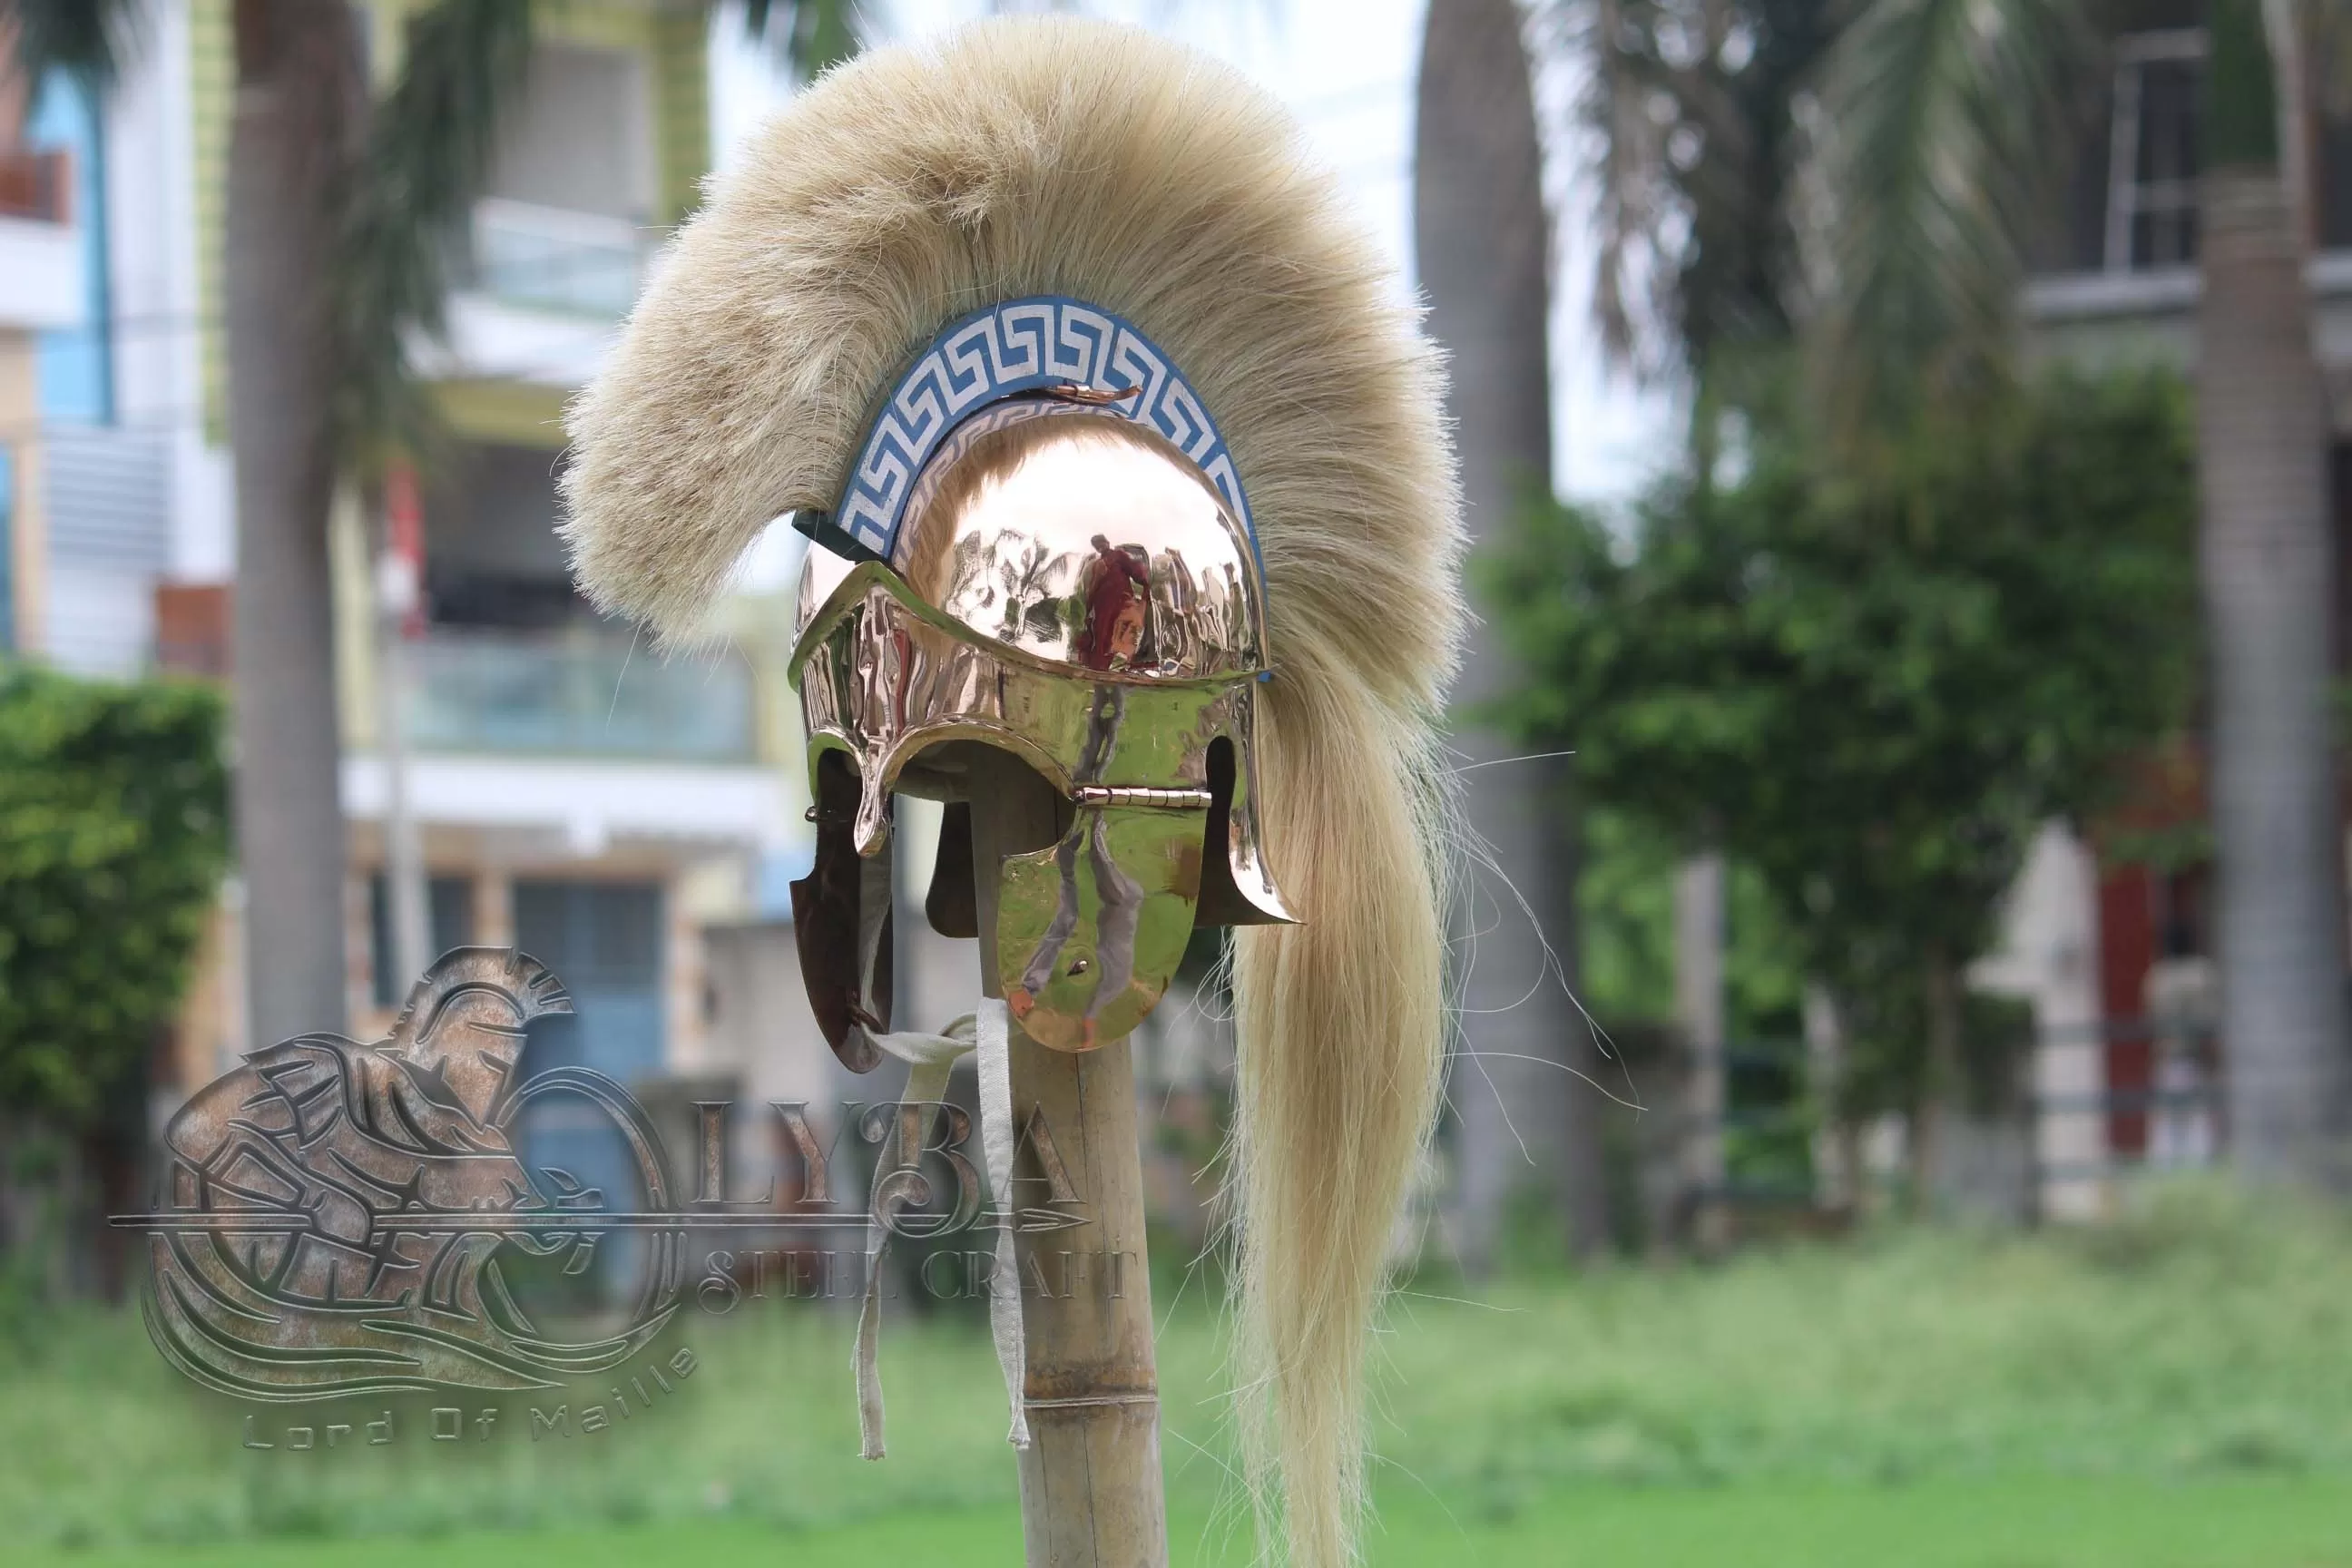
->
[797, 404, 1264, 681]
[793, 573, 1289, 929]
[788, 399, 1296, 1055]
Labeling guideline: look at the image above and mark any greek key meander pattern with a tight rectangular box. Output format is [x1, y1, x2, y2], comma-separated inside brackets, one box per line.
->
[838, 297, 1254, 559]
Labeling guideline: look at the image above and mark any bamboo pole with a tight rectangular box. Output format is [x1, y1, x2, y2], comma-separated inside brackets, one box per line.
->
[965, 748, 1169, 1568]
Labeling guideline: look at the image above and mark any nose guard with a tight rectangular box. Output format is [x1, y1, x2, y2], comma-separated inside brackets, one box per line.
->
[998, 797, 1206, 1052]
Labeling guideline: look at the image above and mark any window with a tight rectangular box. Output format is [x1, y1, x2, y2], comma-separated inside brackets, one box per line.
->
[464, 44, 654, 319]
[2102, 31, 2205, 273]
[512, 878, 665, 1083]
[368, 874, 476, 1006]
[514, 880, 662, 990]
[29, 71, 113, 424]
[485, 44, 652, 222]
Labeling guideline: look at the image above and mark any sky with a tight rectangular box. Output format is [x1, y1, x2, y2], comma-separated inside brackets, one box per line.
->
[706, 0, 1680, 513]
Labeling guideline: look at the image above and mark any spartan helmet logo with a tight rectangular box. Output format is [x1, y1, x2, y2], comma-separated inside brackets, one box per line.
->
[141, 949, 685, 1399]
[787, 298, 1296, 1066]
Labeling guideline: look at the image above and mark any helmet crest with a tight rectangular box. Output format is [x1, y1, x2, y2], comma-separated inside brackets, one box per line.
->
[559, 22, 1464, 1564]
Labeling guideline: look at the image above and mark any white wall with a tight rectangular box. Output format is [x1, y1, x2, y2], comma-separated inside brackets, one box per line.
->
[489, 43, 655, 221]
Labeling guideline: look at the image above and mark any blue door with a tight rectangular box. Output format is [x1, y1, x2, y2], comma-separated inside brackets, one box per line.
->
[511, 879, 664, 1305]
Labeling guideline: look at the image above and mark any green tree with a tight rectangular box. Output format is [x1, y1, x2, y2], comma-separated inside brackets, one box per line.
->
[1804, 0, 2349, 1187]
[0, 666, 229, 1123]
[1417, 0, 1850, 1257]
[1481, 368, 2200, 1187]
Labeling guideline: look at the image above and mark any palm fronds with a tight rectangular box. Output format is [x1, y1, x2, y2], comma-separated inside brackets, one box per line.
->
[2207, 0, 2278, 166]
[339, 0, 866, 475]
[740, 0, 862, 81]
[0, 0, 144, 93]
[1557, 0, 1689, 373]
[1536, 1, 1842, 387]
[1797, 0, 2102, 434]
[332, 0, 537, 476]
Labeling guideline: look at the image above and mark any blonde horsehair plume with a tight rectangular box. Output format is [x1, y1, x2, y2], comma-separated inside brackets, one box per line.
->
[558, 19, 1464, 1563]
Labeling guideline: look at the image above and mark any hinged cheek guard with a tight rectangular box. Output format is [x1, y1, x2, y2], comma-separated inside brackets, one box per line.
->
[786, 300, 1297, 1063]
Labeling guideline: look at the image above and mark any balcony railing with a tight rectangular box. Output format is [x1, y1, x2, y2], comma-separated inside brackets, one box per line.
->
[404, 631, 755, 762]
[463, 197, 650, 319]
[0, 147, 70, 223]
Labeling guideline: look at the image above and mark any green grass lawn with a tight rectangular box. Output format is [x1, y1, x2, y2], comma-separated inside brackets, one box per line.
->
[19, 1479, 2352, 1568]
[9, 1181, 2352, 1564]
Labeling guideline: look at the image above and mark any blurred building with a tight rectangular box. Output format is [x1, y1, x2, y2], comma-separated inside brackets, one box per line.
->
[1984, 12, 2352, 1219]
[2, 5, 821, 1130]
[2, 5, 1246, 1281]
[327, 5, 808, 1129]
[0, 37, 111, 671]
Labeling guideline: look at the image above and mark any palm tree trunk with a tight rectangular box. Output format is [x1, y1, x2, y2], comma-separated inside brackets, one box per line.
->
[227, 0, 361, 1047]
[2199, 0, 2348, 1189]
[1416, 0, 1606, 1262]
[1675, 851, 1729, 1249]
[2200, 168, 2349, 1184]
